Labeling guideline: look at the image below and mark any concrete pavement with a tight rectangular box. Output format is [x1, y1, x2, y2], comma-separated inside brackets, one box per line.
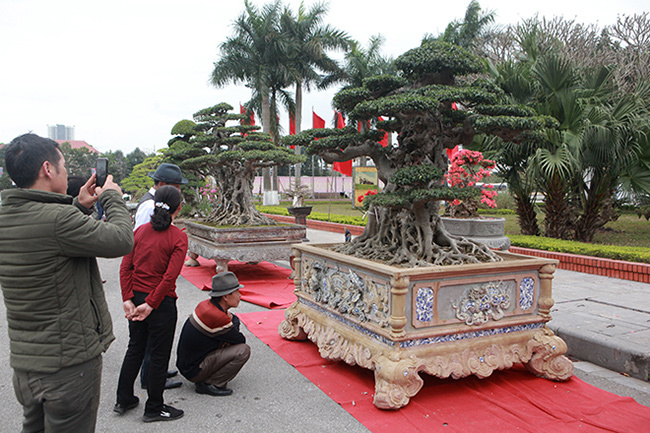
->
[0, 227, 647, 432]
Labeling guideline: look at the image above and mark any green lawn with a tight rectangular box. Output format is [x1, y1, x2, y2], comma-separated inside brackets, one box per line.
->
[269, 199, 650, 249]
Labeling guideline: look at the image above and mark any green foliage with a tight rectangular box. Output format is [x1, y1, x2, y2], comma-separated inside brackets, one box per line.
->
[171, 119, 198, 135]
[59, 142, 96, 178]
[509, 235, 650, 264]
[351, 94, 439, 120]
[389, 165, 445, 187]
[101, 149, 128, 184]
[363, 75, 409, 94]
[0, 146, 12, 190]
[395, 41, 484, 79]
[120, 154, 162, 199]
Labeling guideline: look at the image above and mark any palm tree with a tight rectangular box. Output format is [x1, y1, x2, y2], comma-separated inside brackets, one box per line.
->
[280, 1, 351, 179]
[211, 0, 289, 194]
[319, 35, 395, 91]
[488, 23, 650, 242]
[430, 0, 496, 55]
[318, 34, 396, 167]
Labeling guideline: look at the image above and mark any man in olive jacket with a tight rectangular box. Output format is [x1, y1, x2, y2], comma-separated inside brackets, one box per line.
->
[0, 134, 134, 432]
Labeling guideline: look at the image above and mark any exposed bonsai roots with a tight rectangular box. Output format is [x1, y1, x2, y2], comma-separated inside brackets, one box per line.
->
[334, 206, 501, 267]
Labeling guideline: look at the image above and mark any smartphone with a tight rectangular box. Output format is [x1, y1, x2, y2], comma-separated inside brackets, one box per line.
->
[96, 158, 108, 187]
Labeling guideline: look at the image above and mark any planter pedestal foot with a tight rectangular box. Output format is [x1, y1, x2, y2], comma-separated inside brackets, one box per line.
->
[373, 355, 423, 410]
[184, 252, 200, 267]
[524, 329, 573, 381]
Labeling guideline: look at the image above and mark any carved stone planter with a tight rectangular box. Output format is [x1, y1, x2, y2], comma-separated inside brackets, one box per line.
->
[180, 220, 306, 273]
[279, 243, 573, 409]
[441, 216, 510, 250]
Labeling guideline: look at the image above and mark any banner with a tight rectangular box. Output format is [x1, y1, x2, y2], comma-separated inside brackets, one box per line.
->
[312, 111, 325, 129]
[240, 104, 255, 125]
[333, 111, 352, 176]
[378, 116, 388, 147]
[353, 167, 379, 208]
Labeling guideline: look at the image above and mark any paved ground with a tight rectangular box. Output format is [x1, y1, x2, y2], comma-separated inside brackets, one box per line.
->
[0, 228, 647, 432]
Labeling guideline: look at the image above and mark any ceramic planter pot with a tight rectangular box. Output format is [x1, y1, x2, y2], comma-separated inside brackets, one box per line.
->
[441, 216, 510, 250]
[279, 243, 573, 409]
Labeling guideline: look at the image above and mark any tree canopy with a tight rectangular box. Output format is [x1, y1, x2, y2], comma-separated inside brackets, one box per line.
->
[284, 40, 552, 266]
[165, 103, 304, 226]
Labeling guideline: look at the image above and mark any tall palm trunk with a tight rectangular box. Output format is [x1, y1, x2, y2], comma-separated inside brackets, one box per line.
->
[294, 82, 303, 181]
[262, 90, 272, 192]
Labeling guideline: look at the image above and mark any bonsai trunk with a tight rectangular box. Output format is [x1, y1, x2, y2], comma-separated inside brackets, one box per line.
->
[207, 169, 277, 226]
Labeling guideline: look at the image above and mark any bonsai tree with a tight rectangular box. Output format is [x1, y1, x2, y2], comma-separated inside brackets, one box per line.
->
[284, 41, 554, 267]
[165, 103, 305, 226]
[285, 179, 312, 208]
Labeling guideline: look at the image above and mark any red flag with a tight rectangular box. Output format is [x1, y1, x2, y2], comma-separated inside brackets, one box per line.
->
[336, 111, 345, 129]
[378, 116, 388, 148]
[333, 111, 352, 176]
[446, 103, 459, 159]
[313, 111, 325, 129]
[447, 146, 459, 160]
[289, 113, 296, 135]
[240, 104, 255, 125]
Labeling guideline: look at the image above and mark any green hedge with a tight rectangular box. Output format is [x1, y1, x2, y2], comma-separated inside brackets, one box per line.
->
[509, 235, 650, 264]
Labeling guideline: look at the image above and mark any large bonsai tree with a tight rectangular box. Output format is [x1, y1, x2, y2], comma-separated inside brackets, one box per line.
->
[166, 102, 304, 226]
[284, 41, 554, 267]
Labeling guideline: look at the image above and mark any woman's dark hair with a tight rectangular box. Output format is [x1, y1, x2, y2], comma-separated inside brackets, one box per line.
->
[5, 133, 62, 188]
[150, 185, 182, 231]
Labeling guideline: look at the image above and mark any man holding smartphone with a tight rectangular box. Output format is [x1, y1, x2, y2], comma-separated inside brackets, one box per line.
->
[0, 133, 134, 432]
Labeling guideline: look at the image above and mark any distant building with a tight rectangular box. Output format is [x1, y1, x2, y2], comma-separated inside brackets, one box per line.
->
[47, 124, 75, 141]
[54, 140, 100, 154]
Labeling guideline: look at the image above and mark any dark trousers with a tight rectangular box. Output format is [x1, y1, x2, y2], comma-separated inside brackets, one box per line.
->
[116, 292, 177, 415]
[13, 355, 102, 433]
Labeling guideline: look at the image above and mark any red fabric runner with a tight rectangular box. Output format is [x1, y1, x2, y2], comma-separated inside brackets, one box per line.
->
[240, 309, 650, 433]
[180, 256, 296, 309]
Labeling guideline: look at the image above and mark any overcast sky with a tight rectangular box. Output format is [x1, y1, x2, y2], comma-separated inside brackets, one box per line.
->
[0, 0, 646, 155]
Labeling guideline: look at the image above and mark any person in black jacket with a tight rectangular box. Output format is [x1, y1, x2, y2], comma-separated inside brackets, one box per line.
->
[176, 272, 250, 396]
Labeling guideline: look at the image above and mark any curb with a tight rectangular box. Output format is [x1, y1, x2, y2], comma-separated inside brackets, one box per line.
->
[509, 246, 650, 283]
[547, 321, 650, 382]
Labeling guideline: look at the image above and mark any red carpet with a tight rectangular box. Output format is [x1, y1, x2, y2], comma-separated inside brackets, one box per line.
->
[180, 256, 296, 309]
[240, 309, 650, 433]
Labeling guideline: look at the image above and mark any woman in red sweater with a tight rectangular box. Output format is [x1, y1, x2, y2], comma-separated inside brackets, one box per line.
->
[114, 185, 188, 423]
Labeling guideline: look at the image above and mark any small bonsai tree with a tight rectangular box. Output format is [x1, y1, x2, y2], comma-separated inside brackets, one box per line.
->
[283, 41, 554, 266]
[285, 179, 311, 208]
[165, 103, 305, 226]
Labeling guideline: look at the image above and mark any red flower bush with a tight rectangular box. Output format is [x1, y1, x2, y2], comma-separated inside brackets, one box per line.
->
[444, 149, 497, 218]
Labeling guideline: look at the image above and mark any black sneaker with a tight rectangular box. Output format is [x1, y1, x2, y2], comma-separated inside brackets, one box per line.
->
[142, 404, 184, 423]
[113, 397, 139, 415]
